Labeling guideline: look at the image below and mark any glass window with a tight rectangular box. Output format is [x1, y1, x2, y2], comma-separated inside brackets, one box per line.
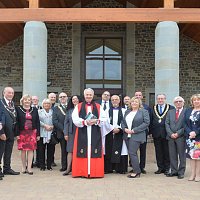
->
[85, 38, 123, 96]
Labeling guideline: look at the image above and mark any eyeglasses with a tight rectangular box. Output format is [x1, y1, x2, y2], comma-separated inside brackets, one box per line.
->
[59, 96, 67, 98]
[174, 100, 183, 103]
[103, 94, 110, 96]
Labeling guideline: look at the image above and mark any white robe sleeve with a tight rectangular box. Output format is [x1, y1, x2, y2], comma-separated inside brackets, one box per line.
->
[72, 105, 85, 128]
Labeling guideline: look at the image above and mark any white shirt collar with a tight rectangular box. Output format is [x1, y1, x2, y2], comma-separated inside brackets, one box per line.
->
[4, 98, 10, 106]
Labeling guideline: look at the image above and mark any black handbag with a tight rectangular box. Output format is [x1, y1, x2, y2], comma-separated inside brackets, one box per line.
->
[50, 131, 59, 145]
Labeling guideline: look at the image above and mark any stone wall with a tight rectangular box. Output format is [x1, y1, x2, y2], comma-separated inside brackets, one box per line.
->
[134, 23, 200, 105]
[0, 36, 23, 88]
[47, 23, 72, 94]
[180, 35, 200, 105]
[0, 0, 199, 104]
[135, 23, 156, 100]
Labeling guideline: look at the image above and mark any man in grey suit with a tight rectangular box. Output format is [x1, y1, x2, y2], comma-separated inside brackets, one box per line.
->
[165, 96, 186, 179]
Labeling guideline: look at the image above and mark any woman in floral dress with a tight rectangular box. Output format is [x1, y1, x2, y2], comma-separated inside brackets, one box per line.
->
[185, 94, 200, 182]
[16, 95, 40, 175]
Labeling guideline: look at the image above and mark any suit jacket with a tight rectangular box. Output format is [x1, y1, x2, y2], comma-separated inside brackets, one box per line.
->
[0, 98, 17, 140]
[149, 104, 174, 138]
[96, 99, 112, 109]
[121, 108, 150, 142]
[184, 107, 200, 140]
[63, 108, 75, 136]
[0, 108, 5, 135]
[52, 104, 67, 139]
[165, 108, 186, 140]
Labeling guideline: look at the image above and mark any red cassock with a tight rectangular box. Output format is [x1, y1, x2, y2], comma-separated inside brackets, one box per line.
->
[72, 102, 104, 178]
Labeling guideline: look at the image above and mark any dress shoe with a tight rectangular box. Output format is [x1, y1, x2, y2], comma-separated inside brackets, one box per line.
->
[154, 169, 165, 174]
[47, 167, 53, 171]
[166, 173, 178, 177]
[0, 171, 4, 177]
[177, 175, 184, 179]
[104, 171, 113, 174]
[127, 173, 141, 178]
[3, 169, 20, 175]
[51, 162, 57, 167]
[40, 167, 46, 171]
[164, 170, 170, 175]
[63, 171, 70, 176]
[141, 169, 147, 174]
[59, 168, 67, 172]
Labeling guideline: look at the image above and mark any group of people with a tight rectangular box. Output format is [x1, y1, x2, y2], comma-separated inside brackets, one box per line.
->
[0, 87, 200, 182]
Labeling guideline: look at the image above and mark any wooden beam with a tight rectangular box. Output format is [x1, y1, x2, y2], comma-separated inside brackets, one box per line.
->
[164, 0, 174, 8]
[58, 0, 67, 8]
[28, 0, 39, 8]
[0, 8, 200, 23]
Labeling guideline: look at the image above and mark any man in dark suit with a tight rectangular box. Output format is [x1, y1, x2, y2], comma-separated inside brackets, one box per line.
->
[48, 92, 57, 167]
[122, 96, 130, 110]
[52, 92, 68, 172]
[31, 95, 42, 168]
[165, 96, 186, 179]
[96, 91, 112, 113]
[0, 87, 20, 176]
[149, 94, 174, 175]
[135, 91, 151, 174]
[0, 109, 5, 180]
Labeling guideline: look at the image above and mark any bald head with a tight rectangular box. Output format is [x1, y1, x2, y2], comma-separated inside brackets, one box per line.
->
[3, 87, 14, 101]
[48, 93, 57, 104]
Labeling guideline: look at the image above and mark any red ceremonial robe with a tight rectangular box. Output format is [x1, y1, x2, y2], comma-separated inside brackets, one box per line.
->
[72, 102, 104, 178]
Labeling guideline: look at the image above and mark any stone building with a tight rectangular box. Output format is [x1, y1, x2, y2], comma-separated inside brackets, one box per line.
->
[0, 0, 200, 106]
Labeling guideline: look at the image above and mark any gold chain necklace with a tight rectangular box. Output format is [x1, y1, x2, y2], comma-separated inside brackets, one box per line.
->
[58, 105, 66, 116]
[1, 100, 16, 118]
[154, 104, 169, 123]
[18, 106, 33, 114]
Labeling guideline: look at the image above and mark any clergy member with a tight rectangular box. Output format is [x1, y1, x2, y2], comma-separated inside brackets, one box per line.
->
[104, 95, 128, 174]
[72, 88, 109, 178]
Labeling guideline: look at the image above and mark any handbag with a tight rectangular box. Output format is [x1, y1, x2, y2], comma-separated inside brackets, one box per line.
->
[50, 131, 59, 145]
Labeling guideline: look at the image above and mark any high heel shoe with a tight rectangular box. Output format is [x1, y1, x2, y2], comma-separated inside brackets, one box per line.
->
[27, 171, 33, 175]
[195, 177, 200, 182]
[127, 173, 141, 178]
[188, 176, 195, 181]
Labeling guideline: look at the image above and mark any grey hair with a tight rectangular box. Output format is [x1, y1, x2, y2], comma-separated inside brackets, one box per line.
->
[84, 88, 94, 96]
[156, 94, 166, 99]
[42, 98, 52, 108]
[173, 96, 185, 103]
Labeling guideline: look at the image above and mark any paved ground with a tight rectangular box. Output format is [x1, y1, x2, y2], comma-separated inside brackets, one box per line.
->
[0, 141, 199, 200]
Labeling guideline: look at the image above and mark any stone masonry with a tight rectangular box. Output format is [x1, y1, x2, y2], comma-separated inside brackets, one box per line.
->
[0, 0, 199, 105]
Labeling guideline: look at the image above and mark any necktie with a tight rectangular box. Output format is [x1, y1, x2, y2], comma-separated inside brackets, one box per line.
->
[159, 105, 162, 114]
[103, 101, 107, 111]
[8, 101, 12, 108]
[175, 109, 179, 121]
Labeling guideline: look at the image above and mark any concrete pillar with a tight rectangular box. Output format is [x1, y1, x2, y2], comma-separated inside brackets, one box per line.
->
[23, 21, 47, 104]
[126, 2, 136, 97]
[155, 21, 179, 104]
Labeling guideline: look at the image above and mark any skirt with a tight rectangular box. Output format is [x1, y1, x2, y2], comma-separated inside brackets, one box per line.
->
[186, 138, 200, 160]
[17, 129, 37, 151]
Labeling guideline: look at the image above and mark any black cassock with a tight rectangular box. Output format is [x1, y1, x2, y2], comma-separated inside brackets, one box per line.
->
[104, 107, 128, 174]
